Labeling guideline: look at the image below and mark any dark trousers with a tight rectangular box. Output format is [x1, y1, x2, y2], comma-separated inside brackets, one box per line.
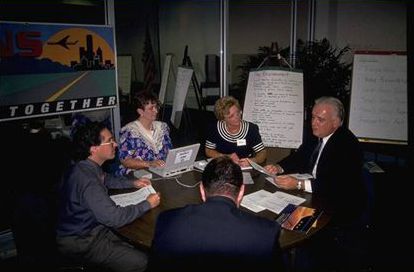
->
[57, 225, 147, 272]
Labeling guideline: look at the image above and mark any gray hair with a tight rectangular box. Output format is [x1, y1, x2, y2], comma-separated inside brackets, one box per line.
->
[314, 96, 344, 123]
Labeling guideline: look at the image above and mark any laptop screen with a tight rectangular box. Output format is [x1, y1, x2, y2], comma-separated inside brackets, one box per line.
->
[149, 143, 200, 177]
[164, 143, 200, 171]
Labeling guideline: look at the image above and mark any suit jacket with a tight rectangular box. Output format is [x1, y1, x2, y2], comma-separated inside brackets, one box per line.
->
[149, 196, 283, 271]
[279, 126, 367, 226]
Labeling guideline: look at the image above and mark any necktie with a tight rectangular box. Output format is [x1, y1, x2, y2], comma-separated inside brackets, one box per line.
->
[308, 138, 322, 173]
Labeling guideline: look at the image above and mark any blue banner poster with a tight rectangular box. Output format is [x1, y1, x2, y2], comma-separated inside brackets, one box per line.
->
[0, 22, 117, 121]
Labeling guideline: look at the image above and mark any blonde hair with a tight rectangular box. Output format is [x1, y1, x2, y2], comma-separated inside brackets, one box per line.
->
[214, 96, 241, 120]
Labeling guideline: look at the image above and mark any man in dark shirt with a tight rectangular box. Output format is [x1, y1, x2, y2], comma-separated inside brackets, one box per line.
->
[56, 122, 160, 272]
[150, 157, 284, 271]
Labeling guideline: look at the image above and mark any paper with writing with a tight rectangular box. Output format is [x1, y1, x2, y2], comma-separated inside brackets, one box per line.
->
[241, 189, 305, 214]
[243, 69, 304, 148]
[110, 185, 156, 207]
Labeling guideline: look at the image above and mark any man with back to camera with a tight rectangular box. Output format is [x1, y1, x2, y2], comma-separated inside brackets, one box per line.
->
[56, 122, 160, 272]
[149, 156, 285, 271]
[265, 96, 367, 270]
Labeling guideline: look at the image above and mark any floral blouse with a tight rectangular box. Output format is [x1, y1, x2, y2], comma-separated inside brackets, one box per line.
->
[116, 120, 172, 176]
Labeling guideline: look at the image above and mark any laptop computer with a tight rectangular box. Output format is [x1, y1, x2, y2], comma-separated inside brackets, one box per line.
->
[148, 143, 200, 177]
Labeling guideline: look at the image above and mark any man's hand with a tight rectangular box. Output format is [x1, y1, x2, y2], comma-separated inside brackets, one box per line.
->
[133, 178, 151, 188]
[265, 164, 284, 175]
[274, 175, 298, 190]
[146, 192, 161, 208]
[264, 164, 279, 175]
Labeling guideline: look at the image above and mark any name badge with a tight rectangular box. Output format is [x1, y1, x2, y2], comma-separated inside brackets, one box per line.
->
[237, 139, 246, 146]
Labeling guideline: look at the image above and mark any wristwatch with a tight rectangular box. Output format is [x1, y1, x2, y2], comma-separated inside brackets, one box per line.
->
[296, 180, 302, 190]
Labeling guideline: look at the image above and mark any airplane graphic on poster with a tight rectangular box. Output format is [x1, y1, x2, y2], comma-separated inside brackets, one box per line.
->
[47, 35, 78, 49]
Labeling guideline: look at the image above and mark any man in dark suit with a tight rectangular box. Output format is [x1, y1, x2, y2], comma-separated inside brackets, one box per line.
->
[266, 96, 367, 270]
[149, 157, 284, 271]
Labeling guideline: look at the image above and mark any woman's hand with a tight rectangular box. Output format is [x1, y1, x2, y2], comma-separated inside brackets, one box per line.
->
[148, 160, 165, 168]
[229, 153, 240, 164]
[238, 158, 250, 168]
[133, 178, 151, 188]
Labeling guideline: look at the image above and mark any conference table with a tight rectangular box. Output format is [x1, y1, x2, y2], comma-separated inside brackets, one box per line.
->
[113, 169, 330, 251]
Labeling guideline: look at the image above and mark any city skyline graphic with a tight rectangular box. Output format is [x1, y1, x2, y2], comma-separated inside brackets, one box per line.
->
[0, 22, 118, 121]
[41, 28, 115, 71]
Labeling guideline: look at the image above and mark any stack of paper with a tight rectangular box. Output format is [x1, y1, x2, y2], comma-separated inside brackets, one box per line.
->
[241, 190, 306, 214]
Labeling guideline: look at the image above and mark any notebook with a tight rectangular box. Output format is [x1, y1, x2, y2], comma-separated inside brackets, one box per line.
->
[148, 143, 200, 177]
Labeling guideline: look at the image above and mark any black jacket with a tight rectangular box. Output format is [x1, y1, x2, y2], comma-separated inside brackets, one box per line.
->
[150, 196, 284, 271]
[279, 126, 367, 226]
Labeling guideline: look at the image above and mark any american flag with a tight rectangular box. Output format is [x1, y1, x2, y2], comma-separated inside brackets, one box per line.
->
[142, 25, 157, 94]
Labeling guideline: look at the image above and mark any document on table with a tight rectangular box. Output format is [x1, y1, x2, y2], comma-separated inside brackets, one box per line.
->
[241, 190, 273, 213]
[243, 172, 254, 184]
[110, 185, 156, 207]
[262, 191, 306, 214]
[241, 189, 306, 214]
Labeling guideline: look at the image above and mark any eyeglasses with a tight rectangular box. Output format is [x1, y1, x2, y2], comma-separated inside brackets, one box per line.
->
[99, 139, 117, 146]
[146, 104, 160, 112]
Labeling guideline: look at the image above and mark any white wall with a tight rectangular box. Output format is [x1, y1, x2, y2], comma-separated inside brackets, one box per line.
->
[316, 0, 406, 60]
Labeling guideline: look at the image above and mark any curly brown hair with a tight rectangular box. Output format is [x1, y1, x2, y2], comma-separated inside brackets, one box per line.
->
[134, 92, 160, 117]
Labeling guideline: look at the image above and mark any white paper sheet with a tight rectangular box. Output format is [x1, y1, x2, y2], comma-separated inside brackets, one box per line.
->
[110, 185, 156, 207]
